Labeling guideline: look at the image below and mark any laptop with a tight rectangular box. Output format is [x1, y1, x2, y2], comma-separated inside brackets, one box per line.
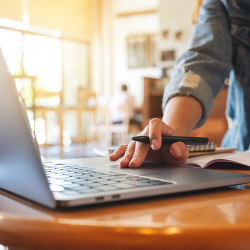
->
[1, 49, 250, 209]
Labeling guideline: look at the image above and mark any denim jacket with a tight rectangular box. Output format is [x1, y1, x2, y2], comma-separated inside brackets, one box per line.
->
[162, 0, 250, 151]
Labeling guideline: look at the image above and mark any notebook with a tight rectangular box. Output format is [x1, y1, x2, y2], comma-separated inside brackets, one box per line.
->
[1, 49, 250, 209]
[187, 142, 236, 157]
[186, 150, 250, 170]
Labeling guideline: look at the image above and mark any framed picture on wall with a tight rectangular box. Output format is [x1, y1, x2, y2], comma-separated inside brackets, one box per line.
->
[161, 49, 176, 62]
[127, 35, 147, 69]
[158, 49, 176, 70]
[127, 34, 158, 69]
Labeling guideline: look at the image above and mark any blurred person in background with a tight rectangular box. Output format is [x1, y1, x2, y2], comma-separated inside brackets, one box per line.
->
[110, 83, 136, 125]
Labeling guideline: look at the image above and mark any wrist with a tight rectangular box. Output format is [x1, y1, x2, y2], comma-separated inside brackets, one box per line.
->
[162, 96, 202, 136]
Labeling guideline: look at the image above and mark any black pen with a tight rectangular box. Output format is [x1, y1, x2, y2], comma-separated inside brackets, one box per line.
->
[131, 135, 208, 145]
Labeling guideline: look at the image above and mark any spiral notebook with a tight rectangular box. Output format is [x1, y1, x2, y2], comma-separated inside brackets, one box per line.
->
[188, 142, 236, 157]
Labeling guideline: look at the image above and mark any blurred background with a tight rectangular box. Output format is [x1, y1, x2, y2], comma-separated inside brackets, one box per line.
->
[0, 0, 228, 159]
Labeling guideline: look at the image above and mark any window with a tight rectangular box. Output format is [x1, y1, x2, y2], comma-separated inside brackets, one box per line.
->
[127, 34, 158, 69]
[0, 25, 89, 149]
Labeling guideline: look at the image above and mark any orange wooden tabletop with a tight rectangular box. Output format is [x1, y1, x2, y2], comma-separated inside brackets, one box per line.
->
[0, 170, 250, 249]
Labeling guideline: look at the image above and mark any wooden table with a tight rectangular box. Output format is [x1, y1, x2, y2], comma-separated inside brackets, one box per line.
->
[0, 170, 250, 249]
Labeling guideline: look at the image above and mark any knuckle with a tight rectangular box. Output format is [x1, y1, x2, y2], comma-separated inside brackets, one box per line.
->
[149, 118, 160, 124]
[117, 144, 127, 151]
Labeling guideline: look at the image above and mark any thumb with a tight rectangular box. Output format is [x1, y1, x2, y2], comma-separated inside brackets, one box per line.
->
[162, 142, 189, 165]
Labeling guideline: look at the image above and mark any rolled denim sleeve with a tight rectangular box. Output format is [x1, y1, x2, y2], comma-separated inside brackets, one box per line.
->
[162, 0, 233, 127]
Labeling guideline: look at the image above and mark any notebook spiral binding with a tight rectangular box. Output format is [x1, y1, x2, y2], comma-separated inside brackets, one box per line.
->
[187, 142, 216, 153]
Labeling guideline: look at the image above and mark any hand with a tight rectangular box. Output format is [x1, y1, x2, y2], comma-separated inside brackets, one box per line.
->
[109, 118, 189, 168]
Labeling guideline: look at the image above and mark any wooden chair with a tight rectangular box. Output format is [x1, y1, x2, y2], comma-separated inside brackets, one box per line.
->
[109, 104, 130, 146]
[31, 88, 63, 157]
[95, 104, 112, 148]
[93, 103, 130, 154]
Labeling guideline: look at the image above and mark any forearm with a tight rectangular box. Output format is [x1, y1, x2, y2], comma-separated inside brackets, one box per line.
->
[162, 96, 203, 136]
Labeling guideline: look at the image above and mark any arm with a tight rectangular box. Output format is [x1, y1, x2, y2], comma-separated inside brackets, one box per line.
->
[162, 0, 232, 127]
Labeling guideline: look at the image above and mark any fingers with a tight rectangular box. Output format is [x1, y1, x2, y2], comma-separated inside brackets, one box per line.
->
[119, 141, 136, 167]
[148, 118, 175, 150]
[118, 140, 150, 168]
[117, 125, 150, 167]
[109, 144, 127, 161]
[127, 140, 151, 168]
[109, 137, 151, 168]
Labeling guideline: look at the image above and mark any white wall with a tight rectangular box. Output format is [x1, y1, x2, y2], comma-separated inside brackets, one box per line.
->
[159, 0, 194, 58]
[113, 0, 158, 12]
[159, 0, 194, 31]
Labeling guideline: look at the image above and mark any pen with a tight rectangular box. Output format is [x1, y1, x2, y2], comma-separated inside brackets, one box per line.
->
[131, 135, 208, 145]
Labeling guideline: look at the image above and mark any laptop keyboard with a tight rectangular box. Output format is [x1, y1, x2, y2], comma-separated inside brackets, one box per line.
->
[43, 163, 173, 196]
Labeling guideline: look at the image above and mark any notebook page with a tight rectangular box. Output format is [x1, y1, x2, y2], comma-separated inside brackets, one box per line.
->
[186, 150, 250, 169]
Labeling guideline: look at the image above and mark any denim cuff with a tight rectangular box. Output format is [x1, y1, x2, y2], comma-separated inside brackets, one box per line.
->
[162, 72, 214, 128]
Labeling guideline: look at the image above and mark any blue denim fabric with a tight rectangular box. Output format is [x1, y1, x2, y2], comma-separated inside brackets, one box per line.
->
[162, 0, 250, 150]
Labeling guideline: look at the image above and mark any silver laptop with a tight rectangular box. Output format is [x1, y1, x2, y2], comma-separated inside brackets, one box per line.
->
[1, 49, 250, 209]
